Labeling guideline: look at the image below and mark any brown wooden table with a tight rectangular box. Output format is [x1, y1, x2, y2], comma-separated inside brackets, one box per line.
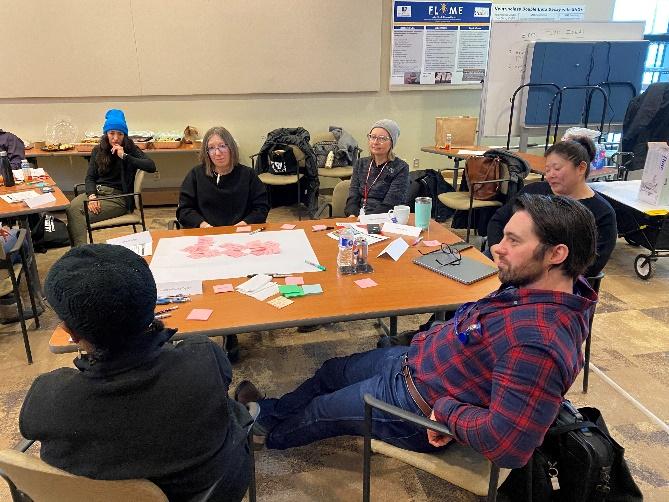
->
[421, 145, 618, 186]
[49, 218, 500, 353]
[24, 143, 201, 160]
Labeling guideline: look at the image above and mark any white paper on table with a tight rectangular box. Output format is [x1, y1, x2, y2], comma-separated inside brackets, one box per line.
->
[31, 168, 46, 177]
[381, 222, 422, 238]
[0, 190, 42, 203]
[457, 149, 486, 155]
[12, 170, 24, 181]
[358, 213, 392, 224]
[107, 231, 153, 256]
[377, 237, 409, 261]
[149, 230, 320, 283]
[24, 192, 56, 208]
[239, 282, 279, 301]
[156, 280, 203, 297]
[236, 274, 272, 294]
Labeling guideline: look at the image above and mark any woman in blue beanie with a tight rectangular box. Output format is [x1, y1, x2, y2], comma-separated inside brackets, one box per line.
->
[20, 244, 253, 501]
[65, 109, 156, 246]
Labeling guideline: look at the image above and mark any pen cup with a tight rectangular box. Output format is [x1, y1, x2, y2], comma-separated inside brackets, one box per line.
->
[414, 197, 432, 230]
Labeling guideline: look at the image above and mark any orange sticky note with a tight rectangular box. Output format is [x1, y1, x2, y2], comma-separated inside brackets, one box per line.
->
[285, 276, 304, 285]
[423, 240, 441, 247]
[213, 284, 234, 293]
[280, 224, 297, 230]
[187, 308, 213, 321]
[236, 226, 252, 232]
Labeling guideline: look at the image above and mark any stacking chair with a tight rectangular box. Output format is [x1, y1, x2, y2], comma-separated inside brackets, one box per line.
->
[251, 147, 306, 220]
[362, 395, 509, 502]
[73, 170, 147, 244]
[437, 161, 511, 242]
[582, 271, 605, 393]
[0, 229, 40, 364]
[311, 132, 359, 181]
[315, 179, 351, 218]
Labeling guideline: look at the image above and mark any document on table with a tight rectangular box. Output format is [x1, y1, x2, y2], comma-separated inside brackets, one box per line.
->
[24, 193, 56, 208]
[107, 230, 153, 256]
[155, 280, 203, 297]
[381, 222, 421, 238]
[0, 190, 41, 203]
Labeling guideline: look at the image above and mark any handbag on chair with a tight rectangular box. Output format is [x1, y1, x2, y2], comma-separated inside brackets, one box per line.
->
[465, 155, 500, 201]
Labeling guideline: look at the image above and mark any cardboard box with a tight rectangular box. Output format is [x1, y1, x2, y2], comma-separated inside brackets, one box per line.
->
[435, 116, 478, 149]
[638, 142, 669, 206]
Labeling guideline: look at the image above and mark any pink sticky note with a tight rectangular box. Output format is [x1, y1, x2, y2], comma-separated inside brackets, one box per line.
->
[285, 276, 305, 285]
[422, 240, 441, 247]
[281, 223, 297, 230]
[236, 226, 252, 232]
[187, 309, 213, 321]
[355, 278, 378, 289]
[213, 284, 234, 293]
[312, 224, 327, 231]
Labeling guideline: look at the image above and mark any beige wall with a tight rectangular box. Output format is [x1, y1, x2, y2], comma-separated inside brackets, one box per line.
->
[1, 0, 615, 194]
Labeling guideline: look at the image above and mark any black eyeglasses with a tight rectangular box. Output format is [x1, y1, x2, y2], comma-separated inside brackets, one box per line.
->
[418, 243, 462, 266]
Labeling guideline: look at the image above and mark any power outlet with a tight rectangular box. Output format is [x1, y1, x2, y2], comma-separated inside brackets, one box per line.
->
[413, 158, 420, 170]
[153, 171, 160, 181]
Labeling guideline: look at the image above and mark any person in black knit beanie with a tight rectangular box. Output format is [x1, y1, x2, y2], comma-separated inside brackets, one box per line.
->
[19, 244, 253, 502]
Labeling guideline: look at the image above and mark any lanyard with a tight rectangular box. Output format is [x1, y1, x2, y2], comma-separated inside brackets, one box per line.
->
[452, 301, 480, 345]
[362, 160, 388, 208]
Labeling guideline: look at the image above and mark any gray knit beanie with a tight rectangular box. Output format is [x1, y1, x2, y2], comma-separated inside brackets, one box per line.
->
[370, 119, 400, 148]
[45, 244, 157, 351]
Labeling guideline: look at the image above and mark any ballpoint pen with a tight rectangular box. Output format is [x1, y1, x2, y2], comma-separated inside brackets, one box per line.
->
[305, 260, 326, 271]
[154, 313, 172, 319]
[249, 227, 265, 235]
[155, 306, 179, 315]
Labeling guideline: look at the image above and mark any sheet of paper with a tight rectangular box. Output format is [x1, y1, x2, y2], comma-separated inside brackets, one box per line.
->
[302, 284, 323, 295]
[150, 230, 320, 283]
[156, 280, 203, 297]
[377, 237, 410, 261]
[268, 296, 294, 309]
[213, 284, 234, 293]
[0, 190, 42, 203]
[382, 222, 422, 238]
[422, 240, 441, 247]
[285, 276, 304, 285]
[237, 274, 273, 293]
[280, 223, 297, 230]
[248, 282, 279, 301]
[355, 278, 378, 289]
[107, 230, 153, 256]
[24, 192, 56, 208]
[31, 168, 46, 177]
[187, 308, 213, 321]
[358, 213, 392, 224]
[457, 149, 486, 155]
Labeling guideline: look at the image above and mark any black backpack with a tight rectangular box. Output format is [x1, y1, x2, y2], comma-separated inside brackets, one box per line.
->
[29, 213, 70, 252]
[407, 169, 455, 222]
[499, 401, 642, 502]
[267, 145, 300, 175]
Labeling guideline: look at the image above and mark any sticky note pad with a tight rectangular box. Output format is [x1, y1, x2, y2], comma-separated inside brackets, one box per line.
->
[284, 291, 306, 298]
[187, 308, 213, 321]
[285, 276, 305, 285]
[268, 296, 293, 309]
[312, 224, 327, 231]
[280, 223, 297, 230]
[213, 284, 234, 293]
[279, 285, 302, 295]
[236, 226, 252, 232]
[423, 240, 441, 247]
[355, 278, 378, 289]
[302, 284, 323, 295]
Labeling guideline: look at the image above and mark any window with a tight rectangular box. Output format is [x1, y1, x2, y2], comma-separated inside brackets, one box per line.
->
[614, 0, 668, 87]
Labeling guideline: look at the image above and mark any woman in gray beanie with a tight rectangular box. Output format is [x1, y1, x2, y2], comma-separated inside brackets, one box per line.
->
[19, 244, 252, 501]
[344, 119, 409, 216]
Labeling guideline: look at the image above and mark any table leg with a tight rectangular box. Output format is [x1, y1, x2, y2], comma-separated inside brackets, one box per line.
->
[452, 159, 460, 188]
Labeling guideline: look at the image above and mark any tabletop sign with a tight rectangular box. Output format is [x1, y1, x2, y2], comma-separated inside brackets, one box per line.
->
[638, 143, 669, 206]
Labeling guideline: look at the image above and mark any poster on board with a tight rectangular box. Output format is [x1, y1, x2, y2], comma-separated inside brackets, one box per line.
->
[492, 4, 585, 21]
[391, 1, 492, 86]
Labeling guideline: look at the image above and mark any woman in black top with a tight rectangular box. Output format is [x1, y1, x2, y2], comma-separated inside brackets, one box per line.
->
[65, 109, 156, 246]
[177, 126, 269, 228]
[487, 137, 617, 276]
[345, 119, 409, 217]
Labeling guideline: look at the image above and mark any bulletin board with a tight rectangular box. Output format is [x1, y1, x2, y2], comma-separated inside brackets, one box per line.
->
[4, 0, 382, 98]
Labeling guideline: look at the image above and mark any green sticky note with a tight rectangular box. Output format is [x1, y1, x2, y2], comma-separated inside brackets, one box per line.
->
[284, 291, 306, 298]
[279, 285, 303, 295]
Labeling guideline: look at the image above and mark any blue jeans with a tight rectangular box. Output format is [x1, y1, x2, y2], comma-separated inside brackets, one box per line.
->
[2, 228, 21, 264]
[258, 346, 444, 453]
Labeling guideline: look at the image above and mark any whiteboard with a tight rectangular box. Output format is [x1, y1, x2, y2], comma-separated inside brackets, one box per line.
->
[478, 21, 645, 139]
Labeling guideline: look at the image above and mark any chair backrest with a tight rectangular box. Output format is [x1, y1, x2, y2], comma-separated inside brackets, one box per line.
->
[331, 179, 351, 218]
[133, 170, 146, 210]
[0, 450, 168, 502]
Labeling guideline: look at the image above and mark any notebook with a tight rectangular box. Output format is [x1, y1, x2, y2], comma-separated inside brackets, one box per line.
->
[413, 253, 498, 285]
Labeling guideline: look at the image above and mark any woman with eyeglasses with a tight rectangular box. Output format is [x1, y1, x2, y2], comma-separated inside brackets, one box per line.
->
[344, 119, 409, 217]
[176, 126, 270, 229]
[65, 109, 156, 247]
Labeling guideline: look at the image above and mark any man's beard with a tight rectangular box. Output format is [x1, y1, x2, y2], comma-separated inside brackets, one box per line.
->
[497, 256, 545, 287]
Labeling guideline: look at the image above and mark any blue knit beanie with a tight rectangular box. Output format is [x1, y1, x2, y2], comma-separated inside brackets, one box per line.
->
[102, 109, 128, 135]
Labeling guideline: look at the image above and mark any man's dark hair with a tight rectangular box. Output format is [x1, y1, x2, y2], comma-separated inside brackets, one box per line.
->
[513, 193, 596, 279]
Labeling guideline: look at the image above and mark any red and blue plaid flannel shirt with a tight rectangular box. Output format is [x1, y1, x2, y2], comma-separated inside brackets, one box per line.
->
[408, 278, 596, 468]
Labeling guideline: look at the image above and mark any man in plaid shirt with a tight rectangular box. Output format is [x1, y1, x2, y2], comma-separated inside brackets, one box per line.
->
[236, 193, 598, 468]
